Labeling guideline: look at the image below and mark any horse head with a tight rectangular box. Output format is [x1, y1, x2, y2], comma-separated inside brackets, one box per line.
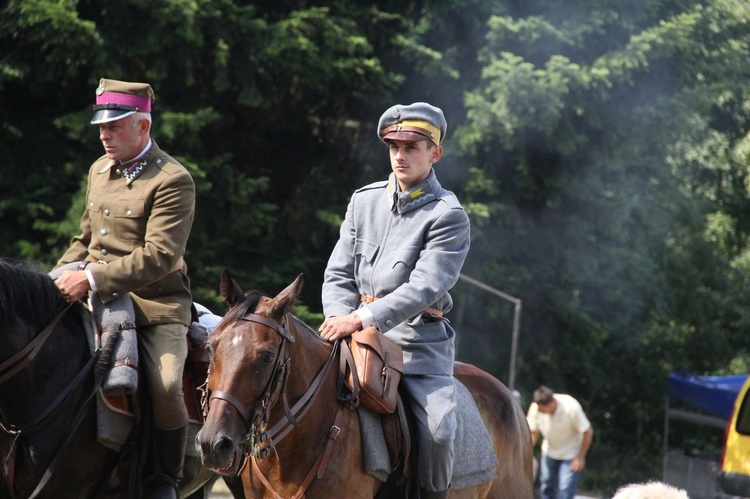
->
[196, 269, 311, 475]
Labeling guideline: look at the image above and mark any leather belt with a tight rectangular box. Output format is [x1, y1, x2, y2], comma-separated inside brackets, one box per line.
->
[89, 255, 184, 273]
[360, 295, 443, 318]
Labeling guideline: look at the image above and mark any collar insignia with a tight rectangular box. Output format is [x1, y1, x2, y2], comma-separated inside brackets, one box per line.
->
[123, 159, 148, 185]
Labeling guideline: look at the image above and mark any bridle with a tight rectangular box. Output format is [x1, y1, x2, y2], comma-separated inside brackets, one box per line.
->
[0, 303, 74, 386]
[201, 312, 339, 476]
[0, 302, 104, 499]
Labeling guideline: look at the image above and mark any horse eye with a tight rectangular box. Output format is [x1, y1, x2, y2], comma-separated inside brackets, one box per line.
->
[262, 353, 275, 364]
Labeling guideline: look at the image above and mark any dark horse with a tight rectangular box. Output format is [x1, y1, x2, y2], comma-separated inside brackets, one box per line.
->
[196, 270, 534, 498]
[0, 258, 225, 498]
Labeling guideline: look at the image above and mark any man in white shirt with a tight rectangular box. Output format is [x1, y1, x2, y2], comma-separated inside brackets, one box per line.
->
[527, 385, 594, 499]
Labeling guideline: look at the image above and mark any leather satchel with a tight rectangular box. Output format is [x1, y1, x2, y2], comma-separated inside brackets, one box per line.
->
[338, 326, 404, 414]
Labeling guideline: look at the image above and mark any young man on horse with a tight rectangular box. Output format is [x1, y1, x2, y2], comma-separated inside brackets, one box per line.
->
[53, 78, 195, 499]
[319, 102, 471, 498]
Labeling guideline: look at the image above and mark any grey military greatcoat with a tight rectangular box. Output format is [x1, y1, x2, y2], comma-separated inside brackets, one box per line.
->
[322, 169, 470, 375]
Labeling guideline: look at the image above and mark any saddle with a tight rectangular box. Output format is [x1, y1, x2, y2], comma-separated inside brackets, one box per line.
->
[59, 301, 211, 498]
[97, 338, 208, 428]
[357, 397, 413, 497]
[92, 304, 210, 438]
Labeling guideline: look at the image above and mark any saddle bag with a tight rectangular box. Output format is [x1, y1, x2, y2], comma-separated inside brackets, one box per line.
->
[339, 326, 404, 414]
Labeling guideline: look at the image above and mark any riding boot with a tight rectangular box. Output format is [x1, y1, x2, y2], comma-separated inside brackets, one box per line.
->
[144, 424, 188, 499]
[419, 489, 449, 499]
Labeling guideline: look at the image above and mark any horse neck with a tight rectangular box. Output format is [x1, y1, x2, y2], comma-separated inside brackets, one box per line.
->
[284, 317, 336, 394]
[268, 316, 338, 424]
[262, 317, 344, 478]
[0, 309, 90, 425]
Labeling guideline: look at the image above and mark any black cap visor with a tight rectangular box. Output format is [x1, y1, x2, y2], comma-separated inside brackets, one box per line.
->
[91, 104, 139, 125]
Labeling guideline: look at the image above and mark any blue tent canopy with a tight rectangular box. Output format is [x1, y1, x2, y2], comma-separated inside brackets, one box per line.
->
[666, 372, 748, 420]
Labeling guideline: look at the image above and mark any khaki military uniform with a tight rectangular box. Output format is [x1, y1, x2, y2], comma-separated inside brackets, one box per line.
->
[57, 140, 195, 427]
[58, 141, 194, 324]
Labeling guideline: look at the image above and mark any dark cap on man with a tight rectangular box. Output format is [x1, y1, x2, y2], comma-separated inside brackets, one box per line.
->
[378, 102, 447, 146]
[91, 78, 155, 125]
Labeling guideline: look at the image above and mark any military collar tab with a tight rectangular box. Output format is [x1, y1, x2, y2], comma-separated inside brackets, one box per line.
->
[123, 159, 149, 184]
[96, 158, 150, 182]
[388, 171, 441, 214]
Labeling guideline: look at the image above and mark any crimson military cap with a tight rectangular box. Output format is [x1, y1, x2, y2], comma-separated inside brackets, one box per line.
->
[91, 78, 155, 125]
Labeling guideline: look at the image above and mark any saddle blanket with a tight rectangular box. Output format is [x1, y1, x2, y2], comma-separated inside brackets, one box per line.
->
[75, 305, 207, 454]
[359, 377, 498, 489]
[49, 262, 138, 396]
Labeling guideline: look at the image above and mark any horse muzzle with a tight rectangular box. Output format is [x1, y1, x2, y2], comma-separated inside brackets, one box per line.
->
[195, 426, 245, 475]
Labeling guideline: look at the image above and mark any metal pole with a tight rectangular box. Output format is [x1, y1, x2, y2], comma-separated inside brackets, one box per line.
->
[510, 300, 521, 391]
[458, 273, 521, 391]
[663, 397, 670, 482]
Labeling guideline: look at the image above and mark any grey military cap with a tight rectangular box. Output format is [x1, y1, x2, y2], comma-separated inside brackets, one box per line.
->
[377, 102, 447, 145]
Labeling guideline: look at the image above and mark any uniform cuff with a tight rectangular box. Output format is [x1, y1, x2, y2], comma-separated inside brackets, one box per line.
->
[355, 306, 377, 329]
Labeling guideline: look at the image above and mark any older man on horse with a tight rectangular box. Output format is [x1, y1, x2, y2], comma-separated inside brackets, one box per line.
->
[319, 102, 471, 498]
[53, 78, 195, 499]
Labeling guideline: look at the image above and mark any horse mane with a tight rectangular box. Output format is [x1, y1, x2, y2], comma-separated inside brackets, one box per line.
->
[222, 289, 264, 324]
[218, 284, 325, 346]
[0, 258, 64, 330]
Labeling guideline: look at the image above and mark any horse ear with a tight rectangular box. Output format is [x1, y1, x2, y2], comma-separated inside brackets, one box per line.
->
[271, 273, 304, 317]
[220, 268, 244, 307]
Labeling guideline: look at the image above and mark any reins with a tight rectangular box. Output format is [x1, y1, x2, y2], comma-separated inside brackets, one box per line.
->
[0, 301, 104, 499]
[250, 404, 345, 499]
[203, 311, 342, 493]
[0, 303, 73, 385]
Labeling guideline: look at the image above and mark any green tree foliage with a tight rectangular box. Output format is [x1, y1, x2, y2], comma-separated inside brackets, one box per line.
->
[1, 0, 479, 308]
[2, 0, 750, 493]
[457, 0, 750, 489]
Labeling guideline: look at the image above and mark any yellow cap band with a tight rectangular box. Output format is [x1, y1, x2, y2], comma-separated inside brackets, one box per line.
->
[398, 119, 441, 144]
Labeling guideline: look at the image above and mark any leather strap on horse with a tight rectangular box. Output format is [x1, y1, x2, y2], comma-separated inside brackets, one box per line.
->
[95, 321, 136, 375]
[0, 302, 103, 499]
[206, 313, 337, 467]
[0, 303, 74, 385]
[260, 337, 338, 451]
[251, 403, 345, 499]
[336, 338, 360, 409]
[0, 303, 72, 498]
[241, 313, 295, 342]
[209, 314, 295, 434]
[359, 295, 443, 318]
[27, 361, 103, 499]
[210, 390, 252, 421]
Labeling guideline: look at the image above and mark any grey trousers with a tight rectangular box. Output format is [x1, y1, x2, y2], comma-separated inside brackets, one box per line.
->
[401, 374, 457, 491]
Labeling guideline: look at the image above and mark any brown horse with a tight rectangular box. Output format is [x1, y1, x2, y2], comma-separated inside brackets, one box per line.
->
[196, 270, 534, 498]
